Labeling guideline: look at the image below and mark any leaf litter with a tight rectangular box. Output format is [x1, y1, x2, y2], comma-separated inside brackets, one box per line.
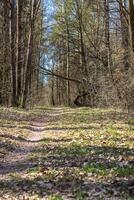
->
[0, 106, 133, 199]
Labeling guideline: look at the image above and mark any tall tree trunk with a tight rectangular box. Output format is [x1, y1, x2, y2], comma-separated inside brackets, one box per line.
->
[16, 0, 23, 105]
[104, 0, 122, 100]
[10, 0, 17, 106]
[22, 0, 40, 108]
[75, 0, 89, 105]
[66, 21, 71, 106]
[119, 0, 130, 70]
[22, 0, 34, 108]
[51, 76, 55, 106]
[129, 0, 134, 52]
[64, 1, 71, 106]
[3, 1, 10, 105]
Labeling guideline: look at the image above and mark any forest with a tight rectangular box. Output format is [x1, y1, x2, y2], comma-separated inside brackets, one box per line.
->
[0, 0, 134, 199]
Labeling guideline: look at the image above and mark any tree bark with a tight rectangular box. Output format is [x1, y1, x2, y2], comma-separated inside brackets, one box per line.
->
[22, 0, 35, 108]
[129, 0, 134, 52]
[104, 0, 122, 101]
[119, 0, 130, 70]
[10, 0, 17, 106]
[16, 0, 23, 105]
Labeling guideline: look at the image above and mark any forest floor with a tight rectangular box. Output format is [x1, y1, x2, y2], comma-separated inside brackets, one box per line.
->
[0, 106, 134, 200]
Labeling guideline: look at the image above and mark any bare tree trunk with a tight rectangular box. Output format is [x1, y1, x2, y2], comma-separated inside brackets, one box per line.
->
[3, 1, 10, 105]
[129, 0, 134, 52]
[51, 78, 55, 106]
[66, 22, 71, 106]
[64, 1, 71, 106]
[51, 66, 55, 106]
[119, 0, 130, 70]
[104, 0, 122, 100]
[75, 0, 89, 105]
[22, 0, 34, 108]
[22, 0, 41, 108]
[16, 0, 23, 105]
[10, 0, 17, 106]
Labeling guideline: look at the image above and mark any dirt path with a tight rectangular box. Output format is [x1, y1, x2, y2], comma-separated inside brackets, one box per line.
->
[0, 122, 47, 181]
[0, 107, 66, 182]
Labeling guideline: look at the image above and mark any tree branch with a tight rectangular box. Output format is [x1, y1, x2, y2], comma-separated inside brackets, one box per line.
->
[39, 66, 82, 83]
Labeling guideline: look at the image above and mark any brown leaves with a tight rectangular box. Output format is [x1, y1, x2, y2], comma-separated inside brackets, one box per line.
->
[0, 107, 134, 199]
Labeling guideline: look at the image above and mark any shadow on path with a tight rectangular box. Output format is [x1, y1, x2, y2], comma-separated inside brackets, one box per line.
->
[0, 134, 72, 143]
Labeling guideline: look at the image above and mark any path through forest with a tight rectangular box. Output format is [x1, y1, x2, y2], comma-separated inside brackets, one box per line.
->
[0, 122, 46, 181]
[0, 107, 134, 199]
[0, 108, 64, 181]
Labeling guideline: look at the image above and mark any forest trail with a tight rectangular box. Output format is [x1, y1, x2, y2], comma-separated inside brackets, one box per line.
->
[0, 122, 46, 181]
[0, 107, 65, 182]
[0, 107, 134, 200]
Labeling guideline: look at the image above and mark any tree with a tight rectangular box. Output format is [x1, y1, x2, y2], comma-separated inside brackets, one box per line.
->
[129, 0, 134, 52]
